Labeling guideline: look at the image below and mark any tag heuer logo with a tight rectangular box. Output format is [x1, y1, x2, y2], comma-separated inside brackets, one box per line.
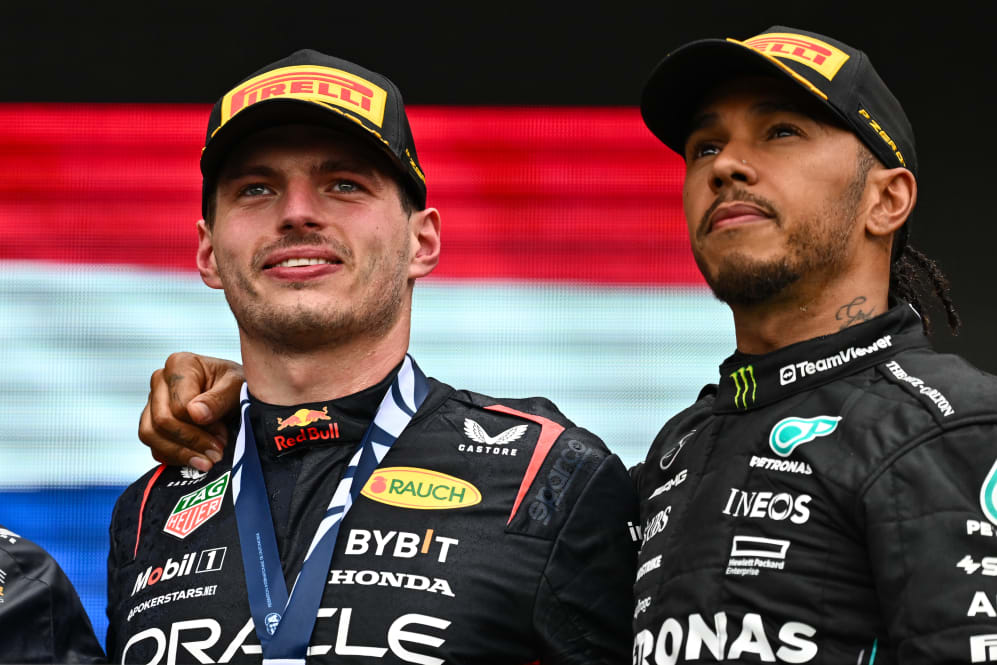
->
[769, 416, 841, 457]
[463, 419, 527, 446]
[164, 472, 230, 539]
[981, 458, 997, 527]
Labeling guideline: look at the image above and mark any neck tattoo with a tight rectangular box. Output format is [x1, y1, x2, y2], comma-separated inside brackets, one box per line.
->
[836, 296, 875, 330]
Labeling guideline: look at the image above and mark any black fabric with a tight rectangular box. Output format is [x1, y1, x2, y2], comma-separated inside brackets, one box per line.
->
[107, 379, 638, 664]
[0, 525, 106, 664]
[631, 303, 997, 663]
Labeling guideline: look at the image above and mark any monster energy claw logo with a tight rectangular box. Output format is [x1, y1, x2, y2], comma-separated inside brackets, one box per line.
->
[981, 457, 997, 527]
[731, 365, 757, 408]
[769, 415, 842, 457]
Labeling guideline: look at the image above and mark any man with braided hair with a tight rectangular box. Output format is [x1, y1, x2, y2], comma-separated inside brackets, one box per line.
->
[136, 26, 997, 664]
[629, 25, 997, 663]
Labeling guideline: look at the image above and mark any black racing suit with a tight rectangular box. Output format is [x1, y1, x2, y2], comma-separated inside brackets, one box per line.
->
[631, 303, 997, 664]
[0, 525, 106, 663]
[107, 375, 638, 664]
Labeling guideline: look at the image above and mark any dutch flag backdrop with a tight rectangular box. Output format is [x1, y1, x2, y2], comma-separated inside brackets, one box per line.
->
[0, 104, 734, 646]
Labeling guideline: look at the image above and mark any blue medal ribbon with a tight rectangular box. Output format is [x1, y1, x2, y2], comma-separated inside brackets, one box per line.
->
[231, 354, 428, 663]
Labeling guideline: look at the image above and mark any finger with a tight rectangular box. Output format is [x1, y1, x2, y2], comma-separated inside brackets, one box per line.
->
[139, 398, 218, 470]
[161, 352, 212, 422]
[188, 358, 245, 425]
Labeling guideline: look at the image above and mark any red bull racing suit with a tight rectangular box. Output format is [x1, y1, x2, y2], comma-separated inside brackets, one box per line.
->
[107, 374, 638, 664]
[631, 303, 997, 664]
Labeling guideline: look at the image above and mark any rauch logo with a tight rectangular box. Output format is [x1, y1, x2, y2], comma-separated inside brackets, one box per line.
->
[361, 467, 481, 510]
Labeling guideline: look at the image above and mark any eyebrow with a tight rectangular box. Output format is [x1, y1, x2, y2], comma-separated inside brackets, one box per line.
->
[687, 100, 812, 136]
[218, 158, 381, 185]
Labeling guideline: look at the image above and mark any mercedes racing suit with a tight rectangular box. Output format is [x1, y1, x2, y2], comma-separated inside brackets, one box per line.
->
[107, 374, 638, 664]
[0, 525, 106, 663]
[631, 303, 997, 664]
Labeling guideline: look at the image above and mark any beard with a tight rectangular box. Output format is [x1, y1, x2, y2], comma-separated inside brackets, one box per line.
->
[216, 232, 409, 354]
[695, 166, 867, 308]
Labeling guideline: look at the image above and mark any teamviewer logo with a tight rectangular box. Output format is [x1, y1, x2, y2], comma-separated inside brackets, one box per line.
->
[779, 364, 797, 386]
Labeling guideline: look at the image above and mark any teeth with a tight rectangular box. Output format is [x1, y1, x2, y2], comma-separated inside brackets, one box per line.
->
[274, 258, 333, 268]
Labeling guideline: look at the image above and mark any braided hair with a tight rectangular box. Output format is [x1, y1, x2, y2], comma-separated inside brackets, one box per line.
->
[890, 244, 961, 336]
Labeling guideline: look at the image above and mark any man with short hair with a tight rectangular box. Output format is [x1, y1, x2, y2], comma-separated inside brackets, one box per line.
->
[630, 25, 997, 663]
[105, 49, 637, 664]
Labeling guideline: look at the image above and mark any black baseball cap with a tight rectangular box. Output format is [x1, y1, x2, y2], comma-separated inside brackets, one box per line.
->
[200, 49, 427, 217]
[640, 26, 916, 256]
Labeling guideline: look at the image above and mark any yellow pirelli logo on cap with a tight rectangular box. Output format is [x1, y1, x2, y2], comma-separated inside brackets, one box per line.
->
[220, 65, 388, 129]
[741, 32, 850, 81]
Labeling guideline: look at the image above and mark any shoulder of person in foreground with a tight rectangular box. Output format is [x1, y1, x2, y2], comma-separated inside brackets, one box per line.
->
[849, 345, 997, 661]
[444, 385, 640, 664]
[0, 525, 106, 664]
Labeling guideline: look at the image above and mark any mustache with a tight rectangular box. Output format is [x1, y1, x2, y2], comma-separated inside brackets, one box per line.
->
[252, 232, 353, 271]
[697, 189, 779, 237]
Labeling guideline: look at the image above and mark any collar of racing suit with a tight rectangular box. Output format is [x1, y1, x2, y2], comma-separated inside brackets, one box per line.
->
[713, 302, 930, 413]
[249, 360, 403, 458]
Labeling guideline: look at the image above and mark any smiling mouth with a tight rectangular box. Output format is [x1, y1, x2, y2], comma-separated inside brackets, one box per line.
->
[264, 257, 342, 270]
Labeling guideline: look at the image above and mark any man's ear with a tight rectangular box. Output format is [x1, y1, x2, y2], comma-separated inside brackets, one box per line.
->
[196, 219, 224, 289]
[866, 167, 917, 240]
[409, 207, 441, 280]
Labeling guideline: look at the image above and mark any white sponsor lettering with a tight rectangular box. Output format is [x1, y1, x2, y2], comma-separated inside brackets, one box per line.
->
[650, 470, 688, 498]
[968, 520, 997, 538]
[132, 548, 227, 597]
[636, 555, 662, 582]
[642, 507, 672, 546]
[634, 596, 652, 619]
[884, 360, 955, 416]
[327, 569, 454, 597]
[722, 488, 811, 524]
[456, 443, 518, 456]
[344, 529, 457, 563]
[126, 585, 219, 622]
[971, 634, 997, 663]
[958, 555, 997, 576]
[633, 612, 817, 664]
[779, 335, 893, 386]
[121, 608, 450, 664]
[749, 456, 813, 475]
[726, 536, 791, 576]
[969, 592, 997, 618]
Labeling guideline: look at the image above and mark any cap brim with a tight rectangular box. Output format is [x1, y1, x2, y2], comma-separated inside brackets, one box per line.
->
[200, 98, 409, 192]
[640, 38, 839, 158]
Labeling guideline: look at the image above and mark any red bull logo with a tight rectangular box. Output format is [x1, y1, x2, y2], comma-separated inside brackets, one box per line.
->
[277, 406, 332, 430]
[273, 407, 341, 451]
[219, 65, 387, 129]
[361, 467, 481, 510]
[163, 472, 229, 539]
[740, 32, 850, 81]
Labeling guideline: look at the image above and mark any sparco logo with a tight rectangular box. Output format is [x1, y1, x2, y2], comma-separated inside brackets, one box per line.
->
[528, 439, 592, 525]
[779, 334, 893, 385]
[731, 365, 757, 409]
[633, 612, 817, 663]
[131, 547, 226, 596]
